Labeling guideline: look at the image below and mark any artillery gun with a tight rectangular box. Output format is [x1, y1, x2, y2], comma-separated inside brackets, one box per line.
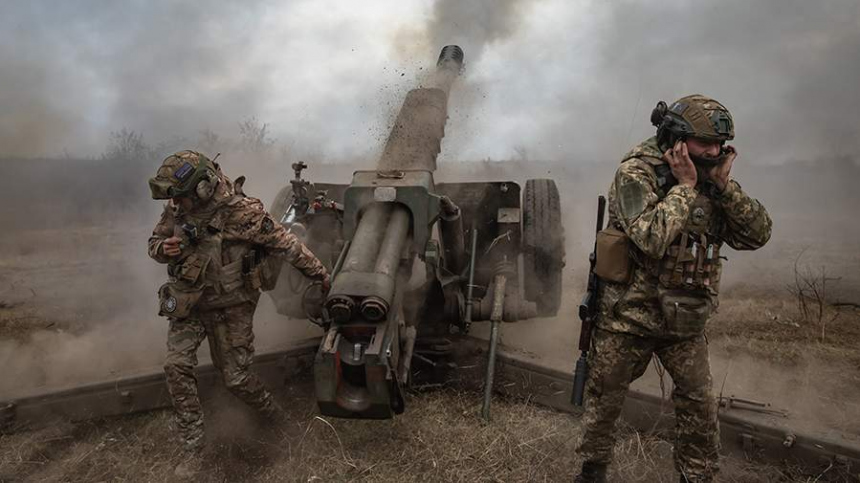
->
[267, 45, 565, 418]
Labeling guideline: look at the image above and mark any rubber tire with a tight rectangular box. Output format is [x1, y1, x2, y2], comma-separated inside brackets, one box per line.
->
[523, 179, 565, 317]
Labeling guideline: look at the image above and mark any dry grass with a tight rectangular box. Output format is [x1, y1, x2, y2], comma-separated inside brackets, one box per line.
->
[709, 293, 860, 367]
[1, 382, 829, 483]
[0, 303, 58, 342]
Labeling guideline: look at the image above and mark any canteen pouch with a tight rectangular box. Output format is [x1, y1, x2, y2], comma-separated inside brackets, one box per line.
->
[594, 228, 633, 283]
[158, 282, 203, 318]
[658, 288, 712, 338]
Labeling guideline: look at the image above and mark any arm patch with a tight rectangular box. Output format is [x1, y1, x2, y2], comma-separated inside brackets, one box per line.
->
[618, 177, 647, 221]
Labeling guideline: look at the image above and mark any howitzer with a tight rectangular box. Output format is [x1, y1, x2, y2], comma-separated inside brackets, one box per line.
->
[571, 195, 606, 406]
[266, 45, 566, 419]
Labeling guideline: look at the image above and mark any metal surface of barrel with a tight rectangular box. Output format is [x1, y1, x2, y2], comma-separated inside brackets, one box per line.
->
[373, 205, 410, 277]
[341, 203, 391, 274]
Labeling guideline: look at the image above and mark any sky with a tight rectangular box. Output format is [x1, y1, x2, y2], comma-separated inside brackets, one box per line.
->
[1, 0, 858, 164]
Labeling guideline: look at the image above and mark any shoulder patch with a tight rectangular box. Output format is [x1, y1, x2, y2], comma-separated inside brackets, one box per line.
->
[618, 176, 648, 221]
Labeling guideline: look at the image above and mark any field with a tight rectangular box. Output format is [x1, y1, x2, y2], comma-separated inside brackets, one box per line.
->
[1, 157, 859, 482]
[1, 380, 821, 483]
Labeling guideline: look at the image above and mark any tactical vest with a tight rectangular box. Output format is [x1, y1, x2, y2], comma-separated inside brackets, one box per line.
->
[642, 157, 724, 295]
[626, 156, 725, 337]
[158, 196, 268, 318]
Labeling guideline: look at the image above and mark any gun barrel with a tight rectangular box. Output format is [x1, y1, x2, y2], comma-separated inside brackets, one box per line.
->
[341, 203, 391, 273]
[376, 45, 464, 173]
[316, 46, 465, 420]
[374, 205, 410, 277]
[327, 202, 411, 323]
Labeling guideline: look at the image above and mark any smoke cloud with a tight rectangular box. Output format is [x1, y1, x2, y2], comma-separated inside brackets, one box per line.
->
[1, 0, 856, 164]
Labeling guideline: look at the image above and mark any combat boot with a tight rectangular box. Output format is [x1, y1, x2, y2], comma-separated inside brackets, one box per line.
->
[173, 446, 204, 480]
[574, 461, 607, 483]
[259, 400, 290, 426]
[170, 422, 206, 480]
[679, 474, 712, 483]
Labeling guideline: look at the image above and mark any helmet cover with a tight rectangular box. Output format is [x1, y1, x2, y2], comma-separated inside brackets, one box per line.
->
[148, 150, 215, 200]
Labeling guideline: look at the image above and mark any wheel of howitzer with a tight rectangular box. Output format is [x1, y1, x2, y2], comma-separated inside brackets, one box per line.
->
[523, 179, 565, 317]
[266, 187, 307, 318]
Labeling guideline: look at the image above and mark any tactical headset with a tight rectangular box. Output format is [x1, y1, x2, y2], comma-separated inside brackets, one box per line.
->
[194, 167, 218, 201]
[651, 100, 684, 149]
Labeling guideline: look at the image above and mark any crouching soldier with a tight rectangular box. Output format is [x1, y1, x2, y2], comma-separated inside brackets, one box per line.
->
[575, 95, 772, 483]
[147, 151, 329, 473]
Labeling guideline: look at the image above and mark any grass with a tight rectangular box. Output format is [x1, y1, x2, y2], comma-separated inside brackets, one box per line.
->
[1, 383, 836, 483]
[709, 293, 860, 367]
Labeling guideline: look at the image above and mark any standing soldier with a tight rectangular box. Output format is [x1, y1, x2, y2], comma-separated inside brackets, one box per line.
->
[147, 151, 329, 472]
[574, 96, 772, 483]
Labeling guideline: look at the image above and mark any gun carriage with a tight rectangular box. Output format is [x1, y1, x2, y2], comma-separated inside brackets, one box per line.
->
[267, 45, 565, 418]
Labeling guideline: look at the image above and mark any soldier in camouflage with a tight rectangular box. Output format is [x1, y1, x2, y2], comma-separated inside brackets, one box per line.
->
[148, 151, 329, 458]
[575, 95, 772, 483]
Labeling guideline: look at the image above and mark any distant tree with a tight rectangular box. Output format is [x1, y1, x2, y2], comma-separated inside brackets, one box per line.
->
[102, 129, 155, 163]
[197, 129, 226, 156]
[153, 135, 191, 160]
[238, 117, 276, 154]
[98, 129, 158, 205]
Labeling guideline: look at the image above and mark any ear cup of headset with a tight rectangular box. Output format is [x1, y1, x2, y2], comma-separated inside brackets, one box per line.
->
[195, 172, 218, 201]
[650, 101, 668, 127]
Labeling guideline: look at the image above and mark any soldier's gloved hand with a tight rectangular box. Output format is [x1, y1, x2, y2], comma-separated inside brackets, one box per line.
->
[664, 140, 698, 188]
[162, 236, 183, 257]
[709, 145, 736, 192]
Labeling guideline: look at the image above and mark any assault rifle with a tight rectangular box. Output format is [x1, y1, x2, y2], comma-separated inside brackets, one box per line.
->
[571, 195, 606, 406]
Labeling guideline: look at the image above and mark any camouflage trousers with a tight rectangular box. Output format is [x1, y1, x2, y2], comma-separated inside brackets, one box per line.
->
[577, 327, 720, 482]
[163, 301, 278, 449]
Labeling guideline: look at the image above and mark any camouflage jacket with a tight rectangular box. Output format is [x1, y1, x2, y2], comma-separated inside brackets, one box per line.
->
[598, 137, 772, 337]
[148, 175, 328, 296]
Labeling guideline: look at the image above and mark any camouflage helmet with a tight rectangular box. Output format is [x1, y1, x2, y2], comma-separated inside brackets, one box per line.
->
[148, 150, 217, 200]
[651, 94, 734, 147]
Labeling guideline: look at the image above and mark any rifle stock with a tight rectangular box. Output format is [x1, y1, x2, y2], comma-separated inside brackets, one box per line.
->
[571, 195, 606, 406]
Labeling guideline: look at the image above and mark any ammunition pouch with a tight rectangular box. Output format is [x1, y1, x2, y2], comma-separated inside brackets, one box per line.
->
[594, 228, 633, 283]
[657, 233, 722, 293]
[196, 257, 254, 310]
[158, 282, 203, 319]
[658, 288, 712, 338]
[172, 253, 211, 288]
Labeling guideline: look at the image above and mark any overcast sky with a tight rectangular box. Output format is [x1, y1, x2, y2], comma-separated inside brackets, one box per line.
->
[1, 0, 858, 164]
